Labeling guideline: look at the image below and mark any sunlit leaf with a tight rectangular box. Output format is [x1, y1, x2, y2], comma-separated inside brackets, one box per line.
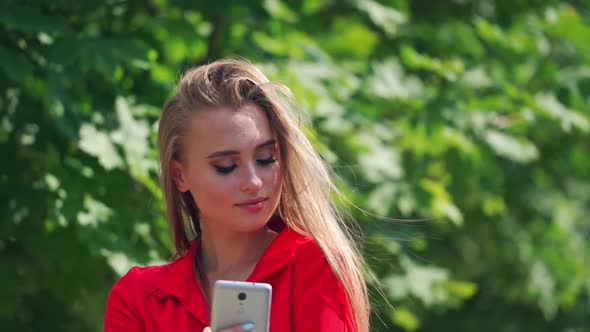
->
[391, 307, 420, 331]
[78, 124, 123, 171]
[483, 129, 539, 163]
[264, 0, 298, 23]
[77, 195, 113, 227]
[535, 93, 590, 133]
[354, 0, 406, 36]
[368, 58, 425, 99]
[111, 97, 158, 180]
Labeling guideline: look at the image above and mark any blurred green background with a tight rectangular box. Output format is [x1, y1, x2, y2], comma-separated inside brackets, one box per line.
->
[2, 0, 590, 331]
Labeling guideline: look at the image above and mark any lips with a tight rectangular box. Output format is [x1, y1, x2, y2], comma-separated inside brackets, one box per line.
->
[236, 197, 269, 206]
[235, 197, 269, 213]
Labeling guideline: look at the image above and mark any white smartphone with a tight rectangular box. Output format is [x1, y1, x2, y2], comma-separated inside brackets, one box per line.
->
[210, 280, 272, 332]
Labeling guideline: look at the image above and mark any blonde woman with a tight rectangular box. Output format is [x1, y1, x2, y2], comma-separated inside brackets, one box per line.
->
[104, 59, 370, 332]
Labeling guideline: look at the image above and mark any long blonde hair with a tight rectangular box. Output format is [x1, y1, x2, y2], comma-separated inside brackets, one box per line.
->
[157, 58, 370, 331]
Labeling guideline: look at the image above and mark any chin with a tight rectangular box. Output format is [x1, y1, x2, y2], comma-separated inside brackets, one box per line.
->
[234, 214, 273, 233]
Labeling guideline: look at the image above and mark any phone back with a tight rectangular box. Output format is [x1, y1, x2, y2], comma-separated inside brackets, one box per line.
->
[210, 280, 272, 332]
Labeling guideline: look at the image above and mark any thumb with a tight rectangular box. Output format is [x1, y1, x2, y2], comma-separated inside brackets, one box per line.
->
[218, 322, 255, 332]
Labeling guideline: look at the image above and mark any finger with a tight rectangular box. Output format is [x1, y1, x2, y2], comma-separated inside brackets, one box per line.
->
[203, 328, 212, 332]
[219, 322, 255, 332]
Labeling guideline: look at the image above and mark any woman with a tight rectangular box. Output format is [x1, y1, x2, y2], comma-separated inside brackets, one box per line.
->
[104, 59, 369, 331]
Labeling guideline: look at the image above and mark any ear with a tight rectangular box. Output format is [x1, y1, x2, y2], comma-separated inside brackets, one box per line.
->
[170, 160, 190, 192]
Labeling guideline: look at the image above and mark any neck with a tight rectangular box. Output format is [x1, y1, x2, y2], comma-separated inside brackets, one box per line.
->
[198, 223, 276, 280]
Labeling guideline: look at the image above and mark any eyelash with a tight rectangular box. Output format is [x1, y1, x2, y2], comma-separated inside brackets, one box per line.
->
[214, 157, 277, 174]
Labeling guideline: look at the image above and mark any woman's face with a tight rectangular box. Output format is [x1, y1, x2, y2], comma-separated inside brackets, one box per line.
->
[172, 104, 282, 233]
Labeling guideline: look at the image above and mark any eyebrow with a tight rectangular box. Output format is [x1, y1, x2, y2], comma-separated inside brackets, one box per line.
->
[206, 139, 276, 159]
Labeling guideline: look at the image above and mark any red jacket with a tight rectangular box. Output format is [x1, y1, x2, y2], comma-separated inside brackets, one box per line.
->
[104, 225, 357, 331]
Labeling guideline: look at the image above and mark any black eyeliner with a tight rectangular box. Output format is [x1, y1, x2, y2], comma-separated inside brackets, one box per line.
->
[214, 165, 237, 174]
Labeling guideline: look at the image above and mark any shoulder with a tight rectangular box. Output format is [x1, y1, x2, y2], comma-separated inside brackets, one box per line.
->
[107, 264, 167, 302]
[105, 261, 184, 320]
[107, 253, 191, 302]
[291, 233, 326, 263]
[111, 264, 157, 284]
[290, 233, 335, 271]
[288, 233, 356, 329]
[290, 233, 347, 299]
[105, 264, 175, 331]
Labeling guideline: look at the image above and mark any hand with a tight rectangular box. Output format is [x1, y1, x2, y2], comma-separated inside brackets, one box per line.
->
[202, 321, 255, 332]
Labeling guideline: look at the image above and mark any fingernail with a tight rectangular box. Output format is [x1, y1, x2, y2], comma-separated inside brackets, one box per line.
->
[242, 322, 255, 331]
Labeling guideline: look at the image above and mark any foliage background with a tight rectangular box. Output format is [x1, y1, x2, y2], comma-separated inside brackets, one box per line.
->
[1, 0, 589, 331]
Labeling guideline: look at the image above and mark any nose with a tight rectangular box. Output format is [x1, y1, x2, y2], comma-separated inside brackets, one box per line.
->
[240, 164, 263, 194]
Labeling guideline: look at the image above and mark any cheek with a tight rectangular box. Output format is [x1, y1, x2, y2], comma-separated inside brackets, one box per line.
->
[190, 172, 236, 204]
[266, 163, 282, 193]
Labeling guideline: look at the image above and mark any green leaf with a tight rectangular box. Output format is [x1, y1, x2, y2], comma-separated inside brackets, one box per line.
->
[421, 179, 463, 225]
[0, 4, 64, 34]
[535, 93, 590, 133]
[356, 131, 404, 182]
[355, 0, 406, 37]
[392, 307, 420, 331]
[0, 46, 33, 84]
[401, 45, 464, 80]
[111, 97, 157, 180]
[367, 183, 397, 216]
[78, 124, 123, 171]
[443, 280, 478, 299]
[263, 0, 298, 23]
[77, 195, 113, 227]
[325, 18, 378, 58]
[482, 129, 539, 163]
[367, 58, 425, 99]
[49, 37, 151, 75]
[385, 256, 450, 306]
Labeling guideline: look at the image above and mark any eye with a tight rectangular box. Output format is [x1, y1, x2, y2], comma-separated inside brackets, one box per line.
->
[214, 164, 237, 174]
[257, 156, 277, 165]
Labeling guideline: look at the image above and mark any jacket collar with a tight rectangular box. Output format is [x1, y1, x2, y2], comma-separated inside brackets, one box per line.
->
[143, 219, 301, 324]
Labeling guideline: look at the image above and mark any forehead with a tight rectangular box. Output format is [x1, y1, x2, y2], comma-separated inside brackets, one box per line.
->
[186, 104, 273, 153]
